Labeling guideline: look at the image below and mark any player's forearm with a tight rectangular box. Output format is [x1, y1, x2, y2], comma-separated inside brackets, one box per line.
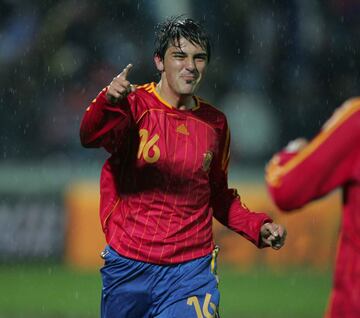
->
[80, 89, 131, 149]
[212, 188, 272, 247]
[267, 170, 314, 211]
[227, 210, 272, 247]
[267, 136, 357, 210]
[266, 147, 336, 210]
[267, 98, 360, 210]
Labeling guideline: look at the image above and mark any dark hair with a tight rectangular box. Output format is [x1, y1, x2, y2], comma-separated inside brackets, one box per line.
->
[154, 15, 211, 62]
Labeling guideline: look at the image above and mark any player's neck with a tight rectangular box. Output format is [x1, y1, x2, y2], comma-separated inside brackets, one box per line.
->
[156, 81, 195, 110]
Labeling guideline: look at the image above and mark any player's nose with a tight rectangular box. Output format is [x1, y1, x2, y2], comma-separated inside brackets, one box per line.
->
[185, 58, 196, 71]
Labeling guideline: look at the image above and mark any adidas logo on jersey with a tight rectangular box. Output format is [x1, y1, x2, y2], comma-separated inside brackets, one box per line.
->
[176, 124, 189, 135]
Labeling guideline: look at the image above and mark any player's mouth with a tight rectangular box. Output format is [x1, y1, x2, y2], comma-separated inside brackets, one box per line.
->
[181, 75, 198, 83]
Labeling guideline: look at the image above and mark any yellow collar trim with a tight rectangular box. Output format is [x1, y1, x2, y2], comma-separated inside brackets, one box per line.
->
[151, 82, 200, 111]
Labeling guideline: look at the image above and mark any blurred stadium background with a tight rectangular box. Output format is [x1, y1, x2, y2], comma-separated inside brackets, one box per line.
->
[1, 0, 359, 317]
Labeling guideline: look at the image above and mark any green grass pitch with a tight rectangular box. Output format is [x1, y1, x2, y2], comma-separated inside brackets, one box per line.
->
[0, 264, 331, 318]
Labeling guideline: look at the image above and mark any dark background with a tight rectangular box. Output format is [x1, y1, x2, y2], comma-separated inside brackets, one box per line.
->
[1, 0, 359, 166]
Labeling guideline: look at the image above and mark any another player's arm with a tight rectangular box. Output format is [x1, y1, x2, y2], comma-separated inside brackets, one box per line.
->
[80, 64, 136, 152]
[210, 118, 286, 249]
[266, 98, 360, 210]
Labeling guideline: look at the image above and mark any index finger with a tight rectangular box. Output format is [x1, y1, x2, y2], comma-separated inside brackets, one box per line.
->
[119, 63, 133, 79]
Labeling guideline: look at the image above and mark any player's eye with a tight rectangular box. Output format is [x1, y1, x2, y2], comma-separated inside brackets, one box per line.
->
[194, 55, 207, 62]
[173, 53, 186, 59]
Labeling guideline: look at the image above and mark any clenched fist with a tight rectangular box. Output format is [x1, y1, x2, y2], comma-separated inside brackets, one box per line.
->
[260, 222, 287, 250]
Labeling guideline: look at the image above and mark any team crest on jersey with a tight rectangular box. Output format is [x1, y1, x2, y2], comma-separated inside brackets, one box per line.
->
[202, 151, 213, 172]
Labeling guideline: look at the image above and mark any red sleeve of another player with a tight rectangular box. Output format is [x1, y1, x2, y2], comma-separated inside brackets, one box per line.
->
[80, 87, 133, 153]
[266, 98, 360, 211]
[210, 118, 272, 247]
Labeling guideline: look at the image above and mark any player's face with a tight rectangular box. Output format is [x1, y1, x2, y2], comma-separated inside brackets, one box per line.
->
[155, 37, 208, 96]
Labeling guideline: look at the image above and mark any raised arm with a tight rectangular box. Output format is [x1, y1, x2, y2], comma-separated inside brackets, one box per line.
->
[80, 64, 136, 153]
[266, 98, 360, 211]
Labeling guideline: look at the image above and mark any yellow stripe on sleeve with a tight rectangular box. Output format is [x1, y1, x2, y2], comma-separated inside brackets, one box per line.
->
[266, 98, 360, 187]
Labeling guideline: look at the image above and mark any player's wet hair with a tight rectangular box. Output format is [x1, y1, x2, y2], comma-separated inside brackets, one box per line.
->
[154, 15, 211, 62]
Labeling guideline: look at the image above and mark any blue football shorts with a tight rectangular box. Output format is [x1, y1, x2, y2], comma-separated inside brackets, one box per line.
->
[100, 245, 220, 318]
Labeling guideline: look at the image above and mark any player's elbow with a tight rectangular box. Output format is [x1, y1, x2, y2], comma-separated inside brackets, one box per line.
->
[80, 130, 98, 148]
[269, 189, 304, 212]
[274, 198, 301, 212]
[81, 140, 94, 148]
[80, 130, 90, 147]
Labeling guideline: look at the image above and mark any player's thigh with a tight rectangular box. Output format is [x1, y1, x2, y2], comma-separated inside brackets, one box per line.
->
[100, 246, 152, 318]
[155, 291, 220, 318]
[101, 289, 152, 318]
[155, 253, 220, 318]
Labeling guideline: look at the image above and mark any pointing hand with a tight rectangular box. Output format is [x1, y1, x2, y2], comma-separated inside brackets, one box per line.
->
[106, 64, 136, 104]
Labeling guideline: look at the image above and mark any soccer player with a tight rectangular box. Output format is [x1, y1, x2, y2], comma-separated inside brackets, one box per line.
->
[80, 15, 286, 318]
[266, 98, 360, 317]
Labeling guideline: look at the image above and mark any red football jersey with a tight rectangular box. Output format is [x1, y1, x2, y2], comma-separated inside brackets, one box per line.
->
[266, 98, 360, 317]
[81, 82, 271, 264]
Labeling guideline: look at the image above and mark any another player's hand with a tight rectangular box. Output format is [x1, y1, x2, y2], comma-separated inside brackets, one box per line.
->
[260, 222, 286, 250]
[106, 64, 136, 104]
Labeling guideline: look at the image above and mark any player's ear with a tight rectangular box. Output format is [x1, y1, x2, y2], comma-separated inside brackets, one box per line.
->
[154, 54, 164, 72]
